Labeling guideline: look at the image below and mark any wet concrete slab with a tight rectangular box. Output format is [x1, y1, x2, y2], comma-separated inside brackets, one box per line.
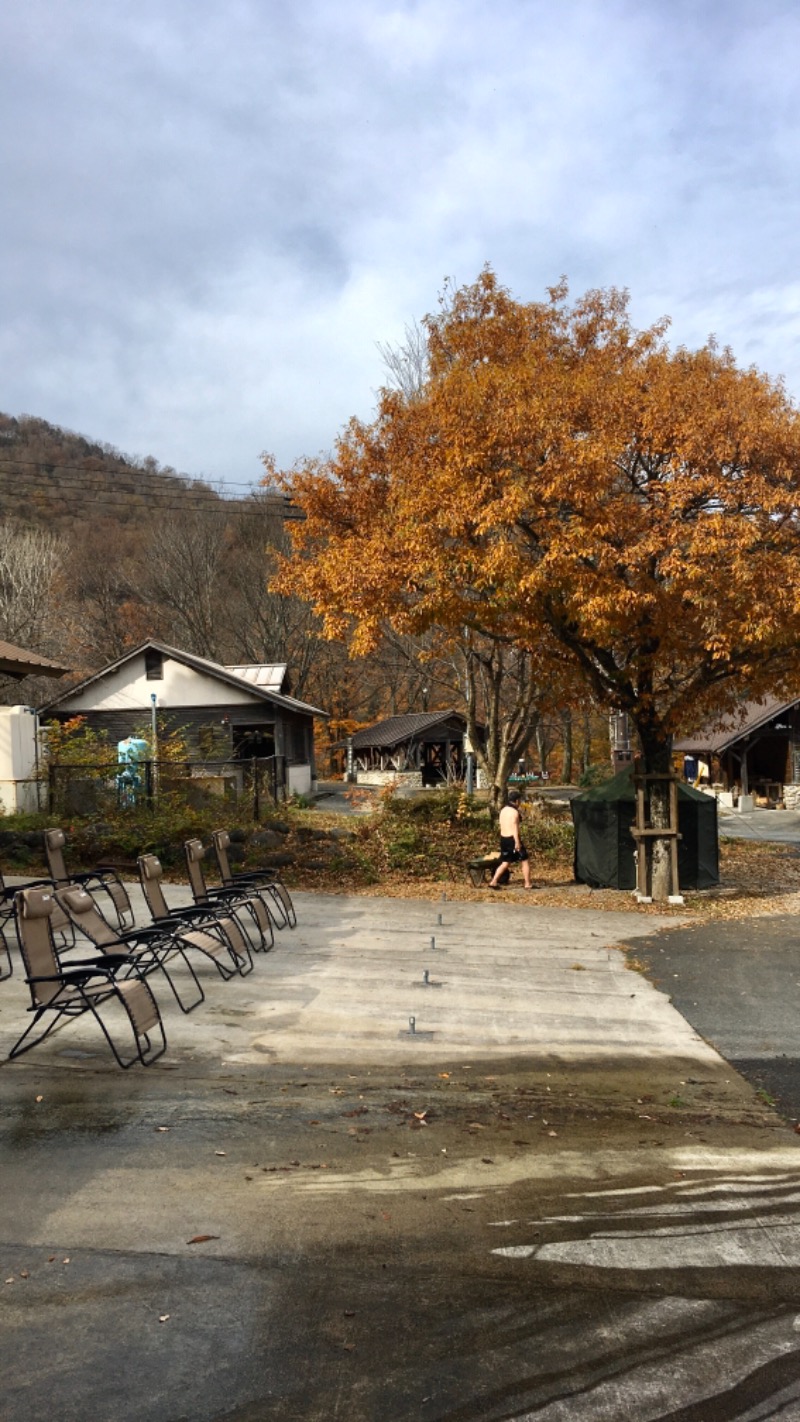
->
[2, 887, 800, 1418]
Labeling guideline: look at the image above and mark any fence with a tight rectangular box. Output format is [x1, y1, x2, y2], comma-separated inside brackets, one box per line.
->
[46, 756, 287, 820]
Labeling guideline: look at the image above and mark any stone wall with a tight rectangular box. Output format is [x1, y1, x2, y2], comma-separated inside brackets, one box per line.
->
[784, 784, 800, 809]
[357, 769, 423, 788]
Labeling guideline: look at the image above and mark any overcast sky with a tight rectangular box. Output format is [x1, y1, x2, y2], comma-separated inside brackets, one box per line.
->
[2, 0, 799, 489]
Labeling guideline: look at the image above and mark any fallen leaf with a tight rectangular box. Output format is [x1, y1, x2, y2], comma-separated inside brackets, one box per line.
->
[342, 1343, 356, 1352]
[159, 1314, 170, 1323]
[47, 1256, 56, 1263]
[214, 1150, 227, 1157]
[186, 1235, 220, 1245]
[344, 1309, 355, 1317]
[156, 1127, 170, 1133]
[547, 1131, 558, 1137]
[438, 1073, 450, 1079]
[62, 1258, 70, 1265]
[35, 1095, 43, 1103]
[19, 1270, 29, 1279]
[481, 1157, 494, 1164]
[5, 1278, 13, 1285]
[413, 1111, 428, 1120]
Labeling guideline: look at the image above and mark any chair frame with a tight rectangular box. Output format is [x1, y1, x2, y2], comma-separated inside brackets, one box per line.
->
[54, 885, 206, 1013]
[137, 854, 255, 978]
[183, 839, 273, 951]
[44, 827, 134, 930]
[211, 829, 296, 929]
[11, 888, 166, 1068]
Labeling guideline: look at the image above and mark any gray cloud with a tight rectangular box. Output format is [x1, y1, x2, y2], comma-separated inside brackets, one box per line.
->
[2, 0, 800, 484]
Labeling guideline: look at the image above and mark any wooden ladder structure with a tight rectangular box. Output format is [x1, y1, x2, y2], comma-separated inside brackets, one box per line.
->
[630, 756, 683, 902]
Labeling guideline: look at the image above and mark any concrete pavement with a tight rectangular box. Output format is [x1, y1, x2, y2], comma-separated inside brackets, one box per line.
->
[2, 884, 800, 1420]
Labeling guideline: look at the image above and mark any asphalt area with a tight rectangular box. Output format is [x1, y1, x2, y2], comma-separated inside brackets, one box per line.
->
[2, 888, 800, 1421]
[625, 913, 800, 1127]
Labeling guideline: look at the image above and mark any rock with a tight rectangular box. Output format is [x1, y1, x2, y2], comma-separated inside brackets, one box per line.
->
[267, 820, 291, 837]
[228, 827, 247, 843]
[295, 826, 330, 842]
[23, 831, 42, 848]
[227, 843, 246, 863]
[304, 859, 330, 871]
[259, 852, 295, 868]
[249, 830, 285, 851]
[328, 827, 357, 843]
[0, 830, 17, 848]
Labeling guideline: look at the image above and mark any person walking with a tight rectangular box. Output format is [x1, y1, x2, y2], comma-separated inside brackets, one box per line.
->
[489, 788, 532, 890]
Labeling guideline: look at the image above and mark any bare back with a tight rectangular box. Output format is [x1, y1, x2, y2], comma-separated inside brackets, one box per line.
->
[498, 804, 520, 840]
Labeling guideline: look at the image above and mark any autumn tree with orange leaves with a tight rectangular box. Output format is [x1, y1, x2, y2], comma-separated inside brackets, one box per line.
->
[270, 269, 800, 899]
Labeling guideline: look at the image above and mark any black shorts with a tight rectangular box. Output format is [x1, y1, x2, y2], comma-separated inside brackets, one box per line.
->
[499, 835, 528, 863]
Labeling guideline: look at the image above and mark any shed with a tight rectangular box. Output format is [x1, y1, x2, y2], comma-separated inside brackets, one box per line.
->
[38, 639, 328, 798]
[675, 695, 800, 806]
[571, 766, 719, 890]
[347, 710, 475, 786]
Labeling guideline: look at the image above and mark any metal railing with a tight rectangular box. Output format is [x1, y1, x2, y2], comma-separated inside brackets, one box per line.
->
[46, 755, 287, 820]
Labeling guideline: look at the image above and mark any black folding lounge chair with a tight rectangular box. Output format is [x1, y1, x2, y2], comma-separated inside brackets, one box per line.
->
[183, 839, 273, 950]
[137, 854, 255, 977]
[44, 827, 134, 930]
[211, 829, 296, 929]
[55, 884, 205, 1014]
[10, 886, 166, 1068]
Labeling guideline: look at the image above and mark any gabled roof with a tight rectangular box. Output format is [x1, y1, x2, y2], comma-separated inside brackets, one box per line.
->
[39, 640, 328, 718]
[0, 640, 69, 680]
[350, 710, 467, 749]
[675, 695, 799, 754]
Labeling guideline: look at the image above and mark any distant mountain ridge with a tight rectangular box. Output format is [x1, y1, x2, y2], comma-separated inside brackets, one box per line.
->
[0, 412, 225, 528]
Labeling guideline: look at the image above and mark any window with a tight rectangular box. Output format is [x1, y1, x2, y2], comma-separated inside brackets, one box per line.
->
[145, 649, 163, 680]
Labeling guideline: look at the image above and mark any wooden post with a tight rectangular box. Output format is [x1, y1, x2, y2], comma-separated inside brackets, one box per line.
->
[630, 759, 683, 902]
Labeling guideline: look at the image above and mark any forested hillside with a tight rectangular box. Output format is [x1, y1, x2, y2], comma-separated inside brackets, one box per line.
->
[0, 414, 450, 752]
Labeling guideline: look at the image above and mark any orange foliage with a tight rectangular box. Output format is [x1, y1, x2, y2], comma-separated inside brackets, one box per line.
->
[270, 270, 800, 769]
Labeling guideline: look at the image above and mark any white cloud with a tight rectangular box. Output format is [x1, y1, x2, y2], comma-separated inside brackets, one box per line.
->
[2, 0, 800, 480]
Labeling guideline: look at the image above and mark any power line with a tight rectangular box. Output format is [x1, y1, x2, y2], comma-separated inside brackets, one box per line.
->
[0, 466, 301, 519]
[0, 451, 264, 491]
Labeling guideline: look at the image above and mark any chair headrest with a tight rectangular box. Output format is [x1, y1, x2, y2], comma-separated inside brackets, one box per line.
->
[19, 887, 54, 919]
[45, 828, 65, 850]
[138, 854, 162, 881]
[184, 839, 205, 863]
[213, 830, 230, 851]
[60, 886, 93, 914]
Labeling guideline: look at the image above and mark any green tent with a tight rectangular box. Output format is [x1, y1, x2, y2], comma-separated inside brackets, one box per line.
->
[570, 766, 719, 890]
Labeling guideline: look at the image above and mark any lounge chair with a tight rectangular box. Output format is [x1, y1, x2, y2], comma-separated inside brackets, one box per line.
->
[183, 839, 273, 950]
[55, 884, 205, 1014]
[44, 827, 134, 930]
[137, 853, 255, 977]
[10, 885, 166, 1067]
[0, 863, 75, 970]
[211, 829, 296, 929]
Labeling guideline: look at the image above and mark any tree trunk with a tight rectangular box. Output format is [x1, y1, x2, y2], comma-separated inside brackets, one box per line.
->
[560, 710, 573, 783]
[581, 713, 592, 774]
[535, 721, 548, 775]
[636, 727, 674, 902]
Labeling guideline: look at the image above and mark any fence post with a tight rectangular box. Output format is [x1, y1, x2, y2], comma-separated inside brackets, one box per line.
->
[145, 760, 153, 809]
[252, 757, 260, 822]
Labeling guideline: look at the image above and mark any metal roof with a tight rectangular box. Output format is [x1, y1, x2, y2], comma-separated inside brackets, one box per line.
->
[350, 710, 467, 749]
[0, 640, 70, 680]
[39, 640, 328, 718]
[674, 695, 799, 754]
[225, 664, 287, 691]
